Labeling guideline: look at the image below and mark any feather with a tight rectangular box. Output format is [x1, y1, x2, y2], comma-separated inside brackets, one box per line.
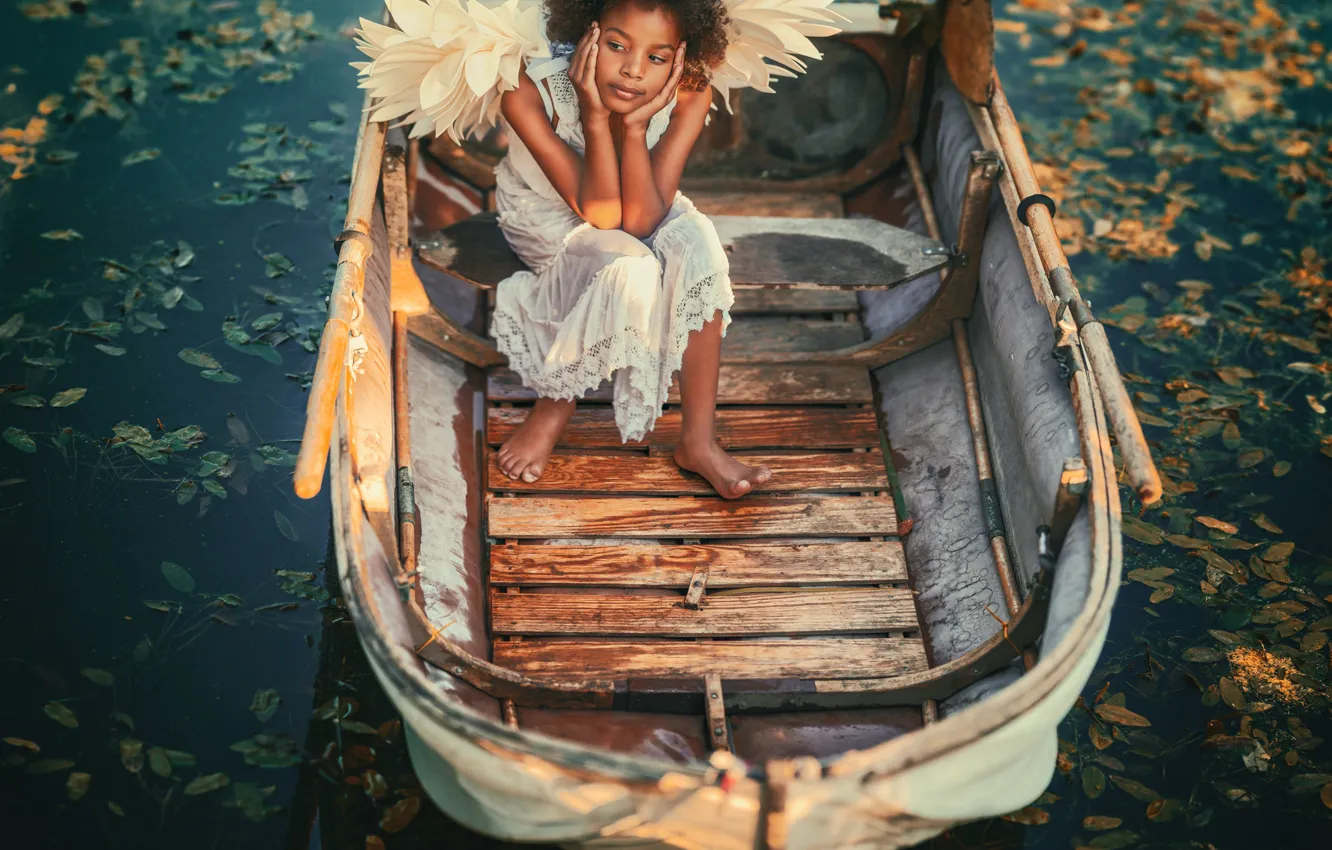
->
[711, 0, 846, 107]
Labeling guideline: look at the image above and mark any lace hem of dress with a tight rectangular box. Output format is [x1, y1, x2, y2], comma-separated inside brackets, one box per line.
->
[491, 254, 734, 444]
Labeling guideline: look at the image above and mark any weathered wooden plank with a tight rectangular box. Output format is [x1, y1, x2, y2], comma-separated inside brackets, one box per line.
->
[494, 637, 929, 679]
[490, 587, 917, 636]
[710, 216, 948, 290]
[489, 541, 909, 587]
[488, 406, 880, 450]
[487, 452, 888, 494]
[486, 495, 896, 538]
[686, 189, 844, 219]
[416, 213, 946, 291]
[731, 289, 860, 315]
[487, 364, 873, 404]
[722, 317, 863, 355]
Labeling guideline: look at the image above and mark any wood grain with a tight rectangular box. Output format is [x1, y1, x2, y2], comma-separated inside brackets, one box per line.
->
[489, 541, 908, 587]
[722, 317, 864, 355]
[487, 452, 888, 494]
[687, 189, 844, 219]
[487, 364, 873, 404]
[731, 288, 859, 315]
[486, 495, 897, 538]
[487, 406, 881, 450]
[494, 637, 929, 679]
[490, 587, 918, 637]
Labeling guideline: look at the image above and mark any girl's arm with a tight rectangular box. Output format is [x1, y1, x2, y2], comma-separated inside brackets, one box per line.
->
[499, 27, 622, 229]
[619, 58, 712, 238]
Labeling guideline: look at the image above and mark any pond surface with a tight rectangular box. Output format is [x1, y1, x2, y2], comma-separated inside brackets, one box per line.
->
[1, 1, 1328, 849]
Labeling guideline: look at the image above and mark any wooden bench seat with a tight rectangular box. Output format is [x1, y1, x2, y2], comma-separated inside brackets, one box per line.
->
[418, 212, 948, 291]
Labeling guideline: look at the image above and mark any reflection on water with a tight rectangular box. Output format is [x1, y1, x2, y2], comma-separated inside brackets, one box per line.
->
[2, 1, 1328, 848]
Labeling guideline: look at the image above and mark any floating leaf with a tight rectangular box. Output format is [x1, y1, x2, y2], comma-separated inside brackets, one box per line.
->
[27, 759, 76, 775]
[1195, 516, 1237, 534]
[135, 312, 166, 331]
[161, 561, 196, 593]
[147, 747, 172, 778]
[258, 445, 297, 467]
[1262, 541, 1294, 562]
[1251, 513, 1283, 534]
[122, 148, 161, 167]
[4, 427, 37, 453]
[379, 797, 421, 834]
[1095, 704, 1151, 727]
[183, 772, 230, 796]
[7, 393, 46, 408]
[250, 689, 281, 723]
[66, 771, 90, 800]
[1322, 782, 1332, 810]
[1183, 647, 1222, 663]
[1088, 722, 1113, 751]
[1083, 816, 1123, 831]
[179, 349, 221, 369]
[1109, 775, 1160, 802]
[44, 702, 77, 729]
[1088, 831, 1139, 849]
[143, 600, 174, 613]
[1273, 460, 1291, 477]
[95, 344, 127, 356]
[201, 369, 241, 384]
[41, 229, 83, 241]
[366, 838, 387, 850]
[1082, 765, 1107, 798]
[1219, 677, 1246, 709]
[107, 801, 124, 817]
[50, 388, 86, 408]
[163, 749, 195, 767]
[202, 479, 227, 498]
[1001, 806, 1049, 825]
[0, 313, 24, 340]
[1146, 798, 1182, 822]
[81, 668, 114, 687]
[1237, 449, 1265, 469]
[3, 737, 39, 752]
[1122, 517, 1164, 545]
[274, 510, 298, 541]
[263, 253, 294, 278]
[119, 739, 144, 774]
[251, 312, 283, 331]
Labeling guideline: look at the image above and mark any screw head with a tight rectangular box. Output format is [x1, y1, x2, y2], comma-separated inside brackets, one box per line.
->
[713, 727, 724, 736]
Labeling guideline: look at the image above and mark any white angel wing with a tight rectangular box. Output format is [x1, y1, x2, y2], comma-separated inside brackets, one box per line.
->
[354, 0, 549, 142]
[713, 0, 847, 109]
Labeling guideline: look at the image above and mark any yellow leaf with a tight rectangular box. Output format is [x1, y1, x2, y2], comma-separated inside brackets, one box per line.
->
[1094, 704, 1152, 727]
[1196, 516, 1238, 534]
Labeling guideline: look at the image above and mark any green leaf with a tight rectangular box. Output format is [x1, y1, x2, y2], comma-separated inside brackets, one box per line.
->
[7, 393, 46, 408]
[263, 253, 294, 278]
[258, 445, 297, 467]
[250, 688, 281, 723]
[161, 561, 196, 593]
[201, 369, 241, 384]
[143, 600, 174, 613]
[147, 747, 172, 778]
[251, 312, 283, 331]
[95, 344, 127, 356]
[81, 668, 115, 687]
[4, 428, 37, 453]
[161, 286, 185, 309]
[50, 388, 87, 408]
[41, 229, 83, 241]
[1082, 765, 1106, 798]
[202, 479, 228, 498]
[81, 299, 104, 321]
[121, 148, 161, 166]
[135, 312, 166, 331]
[178, 349, 221, 369]
[274, 510, 298, 541]
[183, 772, 230, 796]
[0, 313, 22, 340]
[66, 771, 90, 800]
[44, 702, 78, 729]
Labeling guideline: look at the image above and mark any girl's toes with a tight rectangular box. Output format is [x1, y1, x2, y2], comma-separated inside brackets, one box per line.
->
[521, 462, 544, 483]
[752, 466, 772, 484]
[730, 478, 752, 498]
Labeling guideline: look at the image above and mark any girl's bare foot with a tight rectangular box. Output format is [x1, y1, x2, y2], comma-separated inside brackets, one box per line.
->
[674, 438, 771, 500]
[497, 398, 576, 483]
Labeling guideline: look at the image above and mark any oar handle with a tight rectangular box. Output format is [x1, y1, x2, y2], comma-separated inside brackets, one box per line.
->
[292, 104, 387, 499]
[988, 72, 1163, 504]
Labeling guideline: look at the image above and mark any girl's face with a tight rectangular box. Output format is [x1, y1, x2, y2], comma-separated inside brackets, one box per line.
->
[594, 2, 683, 113]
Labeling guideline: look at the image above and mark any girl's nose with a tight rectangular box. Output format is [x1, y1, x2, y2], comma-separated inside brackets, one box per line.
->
[622, 54, 643, 80]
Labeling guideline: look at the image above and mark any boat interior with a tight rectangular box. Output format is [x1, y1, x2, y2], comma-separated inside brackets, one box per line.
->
[300, 1, 1153, 775]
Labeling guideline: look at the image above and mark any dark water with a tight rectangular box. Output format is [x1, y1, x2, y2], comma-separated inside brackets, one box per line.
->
[2, 1, 1329, 848]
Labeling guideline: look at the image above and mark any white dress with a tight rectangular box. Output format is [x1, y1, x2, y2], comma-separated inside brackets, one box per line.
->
[489, 52, 734, 443]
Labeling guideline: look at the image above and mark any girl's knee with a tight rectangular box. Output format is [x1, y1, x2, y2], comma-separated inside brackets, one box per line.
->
[577, 227, 654, 263]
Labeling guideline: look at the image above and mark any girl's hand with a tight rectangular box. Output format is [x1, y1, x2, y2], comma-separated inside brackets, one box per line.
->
[569, 24, 609, 126]
[623, 43, 685, 132]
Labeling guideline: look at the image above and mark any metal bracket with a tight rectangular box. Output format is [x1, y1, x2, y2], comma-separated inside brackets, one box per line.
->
[922, 243, 968, 268]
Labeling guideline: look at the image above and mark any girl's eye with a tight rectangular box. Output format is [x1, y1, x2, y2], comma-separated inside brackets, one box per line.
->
[607, 41, 623, 50]
[649, 55, 666, 64]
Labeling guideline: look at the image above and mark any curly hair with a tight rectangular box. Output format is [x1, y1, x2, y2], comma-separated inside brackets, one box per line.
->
[543, 0, 730, 91]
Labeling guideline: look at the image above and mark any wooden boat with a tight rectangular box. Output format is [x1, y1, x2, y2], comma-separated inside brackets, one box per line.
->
[293, 2, 1162, 847]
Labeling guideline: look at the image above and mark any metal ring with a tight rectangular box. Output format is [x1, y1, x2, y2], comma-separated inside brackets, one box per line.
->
[1016, 193, 1057, 227]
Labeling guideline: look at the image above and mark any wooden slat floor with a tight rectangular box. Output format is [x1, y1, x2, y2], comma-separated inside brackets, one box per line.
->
[485, 312, 925, 687]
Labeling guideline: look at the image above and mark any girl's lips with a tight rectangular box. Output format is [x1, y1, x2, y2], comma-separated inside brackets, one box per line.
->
[608, 83, 642, 101]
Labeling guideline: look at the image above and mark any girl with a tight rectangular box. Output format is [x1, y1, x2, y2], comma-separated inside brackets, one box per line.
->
[489, 0, 772, 499]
